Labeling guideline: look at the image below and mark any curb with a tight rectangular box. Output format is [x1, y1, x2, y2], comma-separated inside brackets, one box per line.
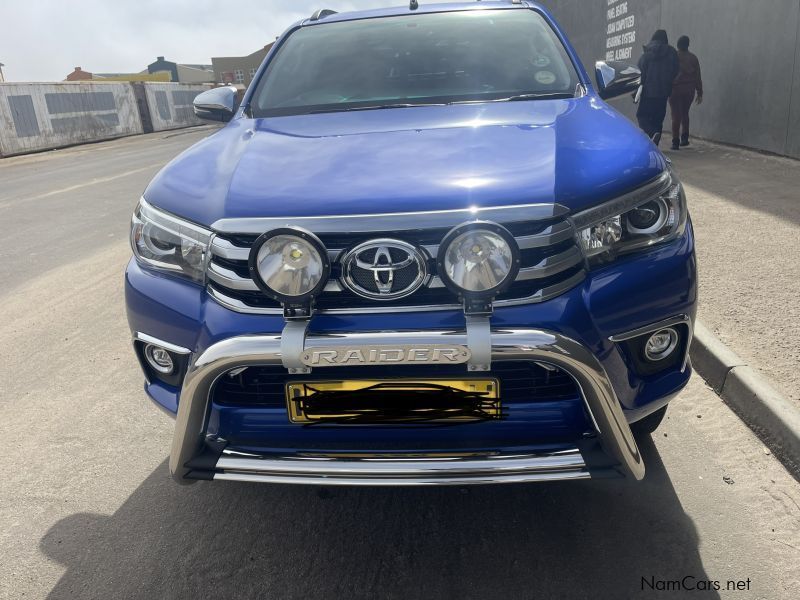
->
[691, 321, 800, 477]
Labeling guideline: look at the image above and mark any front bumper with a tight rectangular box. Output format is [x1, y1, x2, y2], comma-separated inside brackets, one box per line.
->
[170, 328, 645, 485]
[127, 225, 697, 485]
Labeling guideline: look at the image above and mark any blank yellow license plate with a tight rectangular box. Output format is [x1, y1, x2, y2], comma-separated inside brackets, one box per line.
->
[286, 379, 501, 424]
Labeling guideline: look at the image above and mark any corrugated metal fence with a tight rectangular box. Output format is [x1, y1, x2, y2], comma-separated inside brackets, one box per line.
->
[0, 81, 211, 157]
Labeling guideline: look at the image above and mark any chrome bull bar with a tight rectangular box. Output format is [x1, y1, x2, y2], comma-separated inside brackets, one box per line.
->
[169, 329, 645, 485]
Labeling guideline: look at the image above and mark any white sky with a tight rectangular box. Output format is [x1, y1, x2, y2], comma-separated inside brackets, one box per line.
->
[0, 0, 458, 82]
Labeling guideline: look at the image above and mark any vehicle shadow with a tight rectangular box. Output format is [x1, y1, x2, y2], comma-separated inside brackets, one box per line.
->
[40, 436, 720, 600]
[668, 140, 800, 227]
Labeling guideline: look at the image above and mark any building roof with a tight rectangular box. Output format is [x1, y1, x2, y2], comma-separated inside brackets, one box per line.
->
[180, 64, 213, 71]
[64, 66, 93, 81]
[94, 72, 171, 81]
[211, 43, 274, 62]
[148, 56, 212, 70]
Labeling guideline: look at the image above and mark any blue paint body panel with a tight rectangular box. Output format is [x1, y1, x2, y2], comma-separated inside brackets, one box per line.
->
[125, 1, 697, 458]
[144, 97, 663, 225]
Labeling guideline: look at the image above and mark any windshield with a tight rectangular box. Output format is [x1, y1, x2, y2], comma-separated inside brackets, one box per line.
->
[251, 9, 579, 117]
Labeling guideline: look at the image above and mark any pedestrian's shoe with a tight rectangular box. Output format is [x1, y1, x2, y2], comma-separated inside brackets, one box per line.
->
[680, 134, 690, 147]
[651, 132, 662, 146]
[671, 138, 680, 151]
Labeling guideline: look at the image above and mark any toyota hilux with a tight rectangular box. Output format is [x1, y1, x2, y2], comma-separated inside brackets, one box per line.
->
[126, 1, 696, 485]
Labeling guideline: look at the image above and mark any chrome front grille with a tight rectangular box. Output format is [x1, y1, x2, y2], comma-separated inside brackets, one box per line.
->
[205, 205, 586, 314]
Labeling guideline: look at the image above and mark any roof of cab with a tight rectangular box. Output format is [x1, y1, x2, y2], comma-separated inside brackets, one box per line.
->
[302, 1, 536, 26]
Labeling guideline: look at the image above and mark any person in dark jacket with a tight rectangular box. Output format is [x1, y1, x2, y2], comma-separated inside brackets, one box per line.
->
[670, 35, 703, 150]
[636, 30, 679, 146]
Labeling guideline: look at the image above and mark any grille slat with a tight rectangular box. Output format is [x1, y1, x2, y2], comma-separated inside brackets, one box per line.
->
[206, 210, 586, 314]
[213, 361, 580, 409]
[208, 221, 575, 264]
[208, 261, 259, 291]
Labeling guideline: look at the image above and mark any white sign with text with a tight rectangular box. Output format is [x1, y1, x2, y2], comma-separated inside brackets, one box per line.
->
[605, 0, 637, 61]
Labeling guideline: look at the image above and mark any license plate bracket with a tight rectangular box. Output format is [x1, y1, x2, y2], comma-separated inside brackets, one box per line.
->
[286, 378, 501, 424]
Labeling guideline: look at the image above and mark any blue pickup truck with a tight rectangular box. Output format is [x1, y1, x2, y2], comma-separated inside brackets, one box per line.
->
[126, 1, 696, 486]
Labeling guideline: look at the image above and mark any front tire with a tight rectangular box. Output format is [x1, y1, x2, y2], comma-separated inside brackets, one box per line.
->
[631, 405, 668, 437]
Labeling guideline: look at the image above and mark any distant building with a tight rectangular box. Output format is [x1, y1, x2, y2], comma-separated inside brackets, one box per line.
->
[147, 57, 214, 83]
[147, 56, 179, 82]
[65, 67, 93, 81]
[212, 43, 274, 86]
[63, 58, 213, 84]
[176, 64, 215, 84]
[64, 67, 170, 82]
[93, 71, 171, 82]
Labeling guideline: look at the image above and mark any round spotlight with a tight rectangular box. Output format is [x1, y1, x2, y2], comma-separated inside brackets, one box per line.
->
[144, 344, 174, 374]
[644, 328, 679, 362]
[627, 199, 669, 235]
[437, 221, 520, 298]
[248, 227, 330, 303]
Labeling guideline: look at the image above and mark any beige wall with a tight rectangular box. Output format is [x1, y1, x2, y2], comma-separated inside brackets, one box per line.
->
[176, 65, 215, 84]
[212, 44, 273, 86]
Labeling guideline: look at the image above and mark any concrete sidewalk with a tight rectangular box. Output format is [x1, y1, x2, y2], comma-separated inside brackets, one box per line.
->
[668, 140, 800, 404]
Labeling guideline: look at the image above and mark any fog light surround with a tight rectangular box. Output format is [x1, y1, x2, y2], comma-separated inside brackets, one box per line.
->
[144, 344, 175, 374]
[644, 328, 679, 362]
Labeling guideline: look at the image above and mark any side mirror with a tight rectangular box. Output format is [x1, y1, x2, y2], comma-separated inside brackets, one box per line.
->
[595, 61, 641, 100]
[193, 86, 237, 122]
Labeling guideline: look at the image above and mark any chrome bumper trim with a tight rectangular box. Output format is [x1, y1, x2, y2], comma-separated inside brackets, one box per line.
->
[170, 328, 645, 485]
[213, 449, 590, 486]
[608, 314, 693, 372]
[214, 471, 590, 485]
[134, 332, 192, 354]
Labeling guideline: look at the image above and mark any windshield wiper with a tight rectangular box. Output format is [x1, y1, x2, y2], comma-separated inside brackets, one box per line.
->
[495, 92, 576, 102]
[309, 102, 446, 114]
[305, 94, 572, 114]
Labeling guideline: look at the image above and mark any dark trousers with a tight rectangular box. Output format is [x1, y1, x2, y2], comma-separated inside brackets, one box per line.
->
[636, 96, 669, 139]
[670, 89, 695, 140]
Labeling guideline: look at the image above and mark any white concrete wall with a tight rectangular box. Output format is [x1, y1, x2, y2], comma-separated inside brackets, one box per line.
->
[0, 82, 143, 157]
[143, 83, 211, 132]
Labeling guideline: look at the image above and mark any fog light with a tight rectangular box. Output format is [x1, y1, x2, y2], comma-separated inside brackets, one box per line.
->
[644, 328, 679, 362]
[436, 221, 520, 297]
[248, 227, 330, 303]
[144, 344, 174, 374]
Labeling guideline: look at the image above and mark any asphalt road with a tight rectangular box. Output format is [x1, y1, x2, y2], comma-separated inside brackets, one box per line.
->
[1, 130, 799, 600]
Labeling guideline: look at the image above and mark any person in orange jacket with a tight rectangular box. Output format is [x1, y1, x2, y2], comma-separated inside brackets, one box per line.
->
[670, 36, 704, 150]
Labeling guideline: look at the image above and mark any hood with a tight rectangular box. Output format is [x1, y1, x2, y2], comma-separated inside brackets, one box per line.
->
[144, 96, 666, 228]
[644, 40, 671, 60]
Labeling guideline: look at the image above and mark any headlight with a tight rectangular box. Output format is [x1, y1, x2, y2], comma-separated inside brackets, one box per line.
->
[248, 227, 331, 303]
[130, 198, 212, 283]
[436, 222, 520, 297]
[573, 171, 687, 267]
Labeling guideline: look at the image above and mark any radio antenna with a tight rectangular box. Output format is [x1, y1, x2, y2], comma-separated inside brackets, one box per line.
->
[410, 0, 419, 10]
